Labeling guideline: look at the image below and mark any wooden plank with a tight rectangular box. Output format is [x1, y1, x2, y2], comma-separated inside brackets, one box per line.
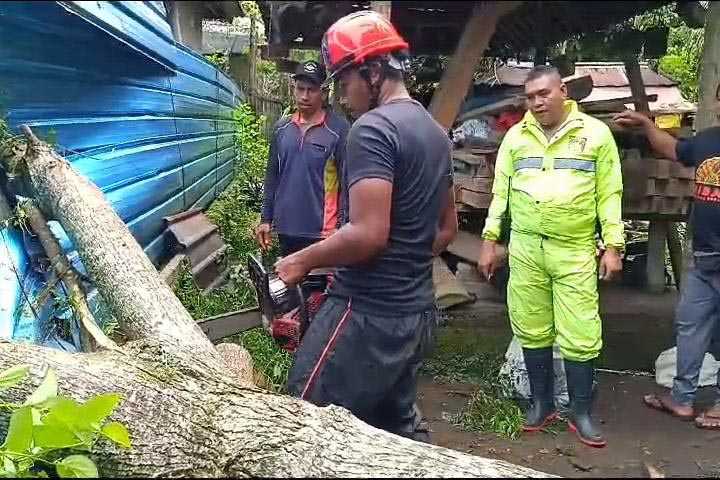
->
[453, 150, 488, 165]
[580, 94, 658, 112]
[457, 75, 592, 122]
[433, 257, 474, 309]
[455, 176, 494, 194]
[428, 2, 522, 130]
[446, 230, 484, 264]
[457, 189, 492, 209]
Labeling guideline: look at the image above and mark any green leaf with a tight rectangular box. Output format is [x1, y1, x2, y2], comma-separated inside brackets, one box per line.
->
[23, 369, 57, 407]
[56, 455, 98, 478]
[33, 424, 80, 449]
[2, 407, 33, 453]
[78, 394, 121, 429]
[100, 422, 131, 449]
[0, 365, 30, 390]
[43, 397, 82, 428]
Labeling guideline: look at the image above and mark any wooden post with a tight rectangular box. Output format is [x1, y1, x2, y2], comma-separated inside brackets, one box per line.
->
[623, 58, 651, 113]
[624, 57, 669, 292]
[249, 14, 257, 108]
[647, 220, 669, 293]
[428, 2, 522, 130]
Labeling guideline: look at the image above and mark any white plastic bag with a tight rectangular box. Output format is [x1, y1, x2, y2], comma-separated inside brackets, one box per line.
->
[500, 336, 570, 413]
[655, 347, 720, 388]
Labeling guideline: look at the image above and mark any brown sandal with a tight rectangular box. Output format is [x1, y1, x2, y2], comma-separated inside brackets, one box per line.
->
[643, 394, 694, 420]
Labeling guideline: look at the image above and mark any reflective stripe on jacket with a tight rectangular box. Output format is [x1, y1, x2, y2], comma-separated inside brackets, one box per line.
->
[482, 100, 625, 249]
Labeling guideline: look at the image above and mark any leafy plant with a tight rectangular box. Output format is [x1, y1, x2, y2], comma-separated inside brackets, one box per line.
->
[175, 103, 288, 391]
[205, 53, 230, 73]
[0, 365, 131, 478]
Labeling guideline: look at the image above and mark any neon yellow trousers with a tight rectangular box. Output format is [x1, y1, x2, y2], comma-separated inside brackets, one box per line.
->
[507, 231, 602, 362]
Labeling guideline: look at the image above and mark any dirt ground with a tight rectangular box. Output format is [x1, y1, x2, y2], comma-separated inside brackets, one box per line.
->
[419, 265, 720, 478]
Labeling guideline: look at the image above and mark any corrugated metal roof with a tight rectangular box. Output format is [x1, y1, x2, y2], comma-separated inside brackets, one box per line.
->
[486, 62, 677, 88]
[581, 86, 696, 114]
[575, 63, 676, 87]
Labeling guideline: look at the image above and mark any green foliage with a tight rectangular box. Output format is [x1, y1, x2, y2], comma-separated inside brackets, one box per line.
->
[205, 53, 230, 74]
[174, 103, 288, 391]
[658, 25, 704, 102]
[173, 263, 253, 319]
[228, 329, 292, 392]
[553, 3, 704, 103]
[0, 365, 130, 478]
[240, 1, 262, 20]
[422, 327, 524, 440]
[206, 103, 271, 260]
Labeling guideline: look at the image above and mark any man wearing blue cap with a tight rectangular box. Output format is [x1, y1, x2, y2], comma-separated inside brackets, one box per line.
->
[256, 61, 350, 256]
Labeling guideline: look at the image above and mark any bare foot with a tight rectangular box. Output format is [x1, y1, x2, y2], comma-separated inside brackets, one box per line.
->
[695, 404, 720, 430]
[643, 393, 694, 420]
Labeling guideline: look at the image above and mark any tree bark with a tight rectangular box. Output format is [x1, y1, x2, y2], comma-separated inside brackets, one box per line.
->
[0, 341, 552, 478]
[17, 126, 222, 369]
[0, 129, 555, 477]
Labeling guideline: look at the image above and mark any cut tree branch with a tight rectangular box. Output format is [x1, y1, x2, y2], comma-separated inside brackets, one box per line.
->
[20, 199, 118, 352]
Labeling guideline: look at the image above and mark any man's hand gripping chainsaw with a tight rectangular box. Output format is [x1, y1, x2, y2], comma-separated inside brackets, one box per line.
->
[247, 253, 330, 353]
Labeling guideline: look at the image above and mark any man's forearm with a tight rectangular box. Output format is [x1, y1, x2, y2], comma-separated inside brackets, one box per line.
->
[296, 222, 386, 270]
[643, 119, 679, 162]
[432, 226, 456, 256]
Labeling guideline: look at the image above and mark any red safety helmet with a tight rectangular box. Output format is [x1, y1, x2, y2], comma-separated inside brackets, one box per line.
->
[321, 10, 409, 83]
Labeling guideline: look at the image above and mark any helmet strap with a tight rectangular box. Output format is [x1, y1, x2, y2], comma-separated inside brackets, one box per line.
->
[359, 63, 386, 110]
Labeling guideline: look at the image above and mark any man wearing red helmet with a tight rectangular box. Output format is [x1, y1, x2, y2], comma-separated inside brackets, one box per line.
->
[275, 10, 458, 442]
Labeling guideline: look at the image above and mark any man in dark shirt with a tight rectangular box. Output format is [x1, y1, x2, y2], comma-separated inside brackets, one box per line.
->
[275, 11, 458, 441]
[615, 87, 720, 430]
[256, 61, 350, 256]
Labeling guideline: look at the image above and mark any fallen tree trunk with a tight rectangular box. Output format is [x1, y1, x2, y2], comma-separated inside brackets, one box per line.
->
[0, 129, 555, 477]
[0, 341, 552, 478]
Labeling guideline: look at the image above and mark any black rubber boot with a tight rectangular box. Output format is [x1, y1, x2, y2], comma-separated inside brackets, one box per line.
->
[522, 347, 558, 432]
[564, 359, 606, 448]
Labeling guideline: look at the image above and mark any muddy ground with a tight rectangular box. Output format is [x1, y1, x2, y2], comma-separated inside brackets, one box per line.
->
[419, 265, 720, 478]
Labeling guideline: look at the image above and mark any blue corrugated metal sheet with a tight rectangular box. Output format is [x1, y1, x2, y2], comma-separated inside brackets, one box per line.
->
[0, 1, 244, 344]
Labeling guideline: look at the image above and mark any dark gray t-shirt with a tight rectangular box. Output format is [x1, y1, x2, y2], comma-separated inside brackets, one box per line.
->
[330, 99, 453, 315]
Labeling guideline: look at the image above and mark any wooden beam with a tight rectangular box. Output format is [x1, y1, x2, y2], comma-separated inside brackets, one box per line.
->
[623, 57, 651, 113]
[624, 56, 670, 292]
[428, 1, 522, 130]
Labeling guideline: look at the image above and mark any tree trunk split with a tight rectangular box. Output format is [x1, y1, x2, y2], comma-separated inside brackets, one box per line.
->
[0, 128, 555, 477]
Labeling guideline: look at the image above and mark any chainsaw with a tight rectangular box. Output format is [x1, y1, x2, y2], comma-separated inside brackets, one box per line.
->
[196, 254, 330, 352]
[248, 252, 331, 350]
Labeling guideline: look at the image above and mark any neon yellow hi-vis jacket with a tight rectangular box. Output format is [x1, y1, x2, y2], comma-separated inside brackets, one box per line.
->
[482, 100, 625, 250]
